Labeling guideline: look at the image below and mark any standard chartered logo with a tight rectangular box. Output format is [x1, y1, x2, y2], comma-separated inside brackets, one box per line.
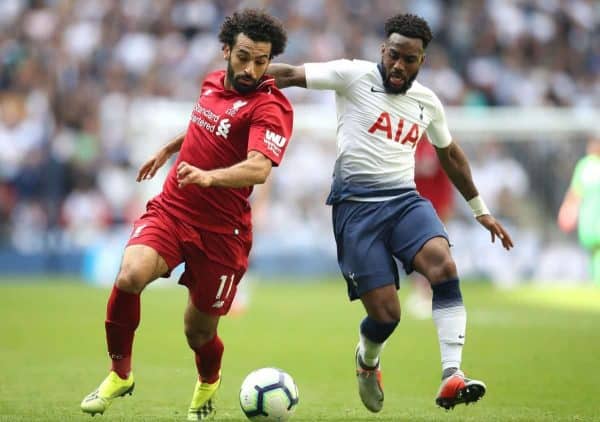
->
[216, 118, 231, 138]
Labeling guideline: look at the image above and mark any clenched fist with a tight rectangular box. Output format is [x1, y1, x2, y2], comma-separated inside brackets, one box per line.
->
[176, 161, 214, 188]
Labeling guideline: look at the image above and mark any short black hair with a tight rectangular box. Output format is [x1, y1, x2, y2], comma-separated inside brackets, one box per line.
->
[384, 14, 433, 49]
[218, 9, 287, 58]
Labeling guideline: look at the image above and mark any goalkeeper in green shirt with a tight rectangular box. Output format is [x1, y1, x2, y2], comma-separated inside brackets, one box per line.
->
[558, 136, 600, 285]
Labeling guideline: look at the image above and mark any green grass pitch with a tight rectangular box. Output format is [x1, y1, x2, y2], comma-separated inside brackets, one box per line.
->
[1, 278, 599, 421]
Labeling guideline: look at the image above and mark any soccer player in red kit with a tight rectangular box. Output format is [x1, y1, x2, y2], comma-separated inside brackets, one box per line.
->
[415, 135, 454, 222]
[407, 135, 455, 319]
[80, 10, 292, 420]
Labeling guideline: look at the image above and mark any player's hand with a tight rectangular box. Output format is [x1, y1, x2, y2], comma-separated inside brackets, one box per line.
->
[476, 214, 514, 250]
[176, 161, 214, 188]
[136, 149, 172, 182]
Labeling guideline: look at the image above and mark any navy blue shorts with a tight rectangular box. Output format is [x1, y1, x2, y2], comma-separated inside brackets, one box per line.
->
[332, 190, 449, 301]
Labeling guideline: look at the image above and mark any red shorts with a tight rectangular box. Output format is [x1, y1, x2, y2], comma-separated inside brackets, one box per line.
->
[127, 204, 251, 316]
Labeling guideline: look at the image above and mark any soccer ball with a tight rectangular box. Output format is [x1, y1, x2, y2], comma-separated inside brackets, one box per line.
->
[239, 367, 299, 421]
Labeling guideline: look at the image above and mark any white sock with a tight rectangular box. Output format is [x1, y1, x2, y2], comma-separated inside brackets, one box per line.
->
[358, 332, 385, 367]
[432, 305, 466, 371]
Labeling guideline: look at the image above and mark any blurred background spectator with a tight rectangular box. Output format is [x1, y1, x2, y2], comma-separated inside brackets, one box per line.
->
[557, 136, 600, 285]
[0, 0, 598, 284]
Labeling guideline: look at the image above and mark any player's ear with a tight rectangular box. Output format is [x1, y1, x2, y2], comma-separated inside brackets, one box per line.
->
[223, 44, 231, 60]
[380, 42, 385, 56]
[420, 53, 426, 66]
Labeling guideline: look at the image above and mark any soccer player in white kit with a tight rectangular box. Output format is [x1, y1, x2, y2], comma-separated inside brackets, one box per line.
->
[268, 14, 513, 412]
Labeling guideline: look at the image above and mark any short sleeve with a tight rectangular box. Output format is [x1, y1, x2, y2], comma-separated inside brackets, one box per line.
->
[305, 59, 357, 92]
[425, 95, 453, 148]
[247, 99, 294, 166]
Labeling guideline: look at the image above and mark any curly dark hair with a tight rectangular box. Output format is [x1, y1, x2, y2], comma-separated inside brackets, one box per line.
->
[384, 14, 433, 49]
[218, 9, 287, 58]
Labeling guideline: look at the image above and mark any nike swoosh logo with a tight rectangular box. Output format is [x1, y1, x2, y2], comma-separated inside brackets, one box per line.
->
[370, 86, 386, 93]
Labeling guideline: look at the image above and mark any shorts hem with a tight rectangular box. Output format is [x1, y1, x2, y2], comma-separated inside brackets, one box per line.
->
[347, 275, 399, 301]
[126, 239, 179, 276]
[401, 233, 449, 274]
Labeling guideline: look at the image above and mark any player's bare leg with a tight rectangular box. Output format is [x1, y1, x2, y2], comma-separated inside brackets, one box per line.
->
[413, 237, 486, 409]
[184, 298, 222, 420]
[81, 245, 168, 416]
[355, 285, 400, 413]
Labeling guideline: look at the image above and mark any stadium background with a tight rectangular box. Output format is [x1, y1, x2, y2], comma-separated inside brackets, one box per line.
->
[1, 1, 599, 421]
[0, 0, 598, 284]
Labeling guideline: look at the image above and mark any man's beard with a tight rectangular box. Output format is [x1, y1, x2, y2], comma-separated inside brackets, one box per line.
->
[227, 60, 260, 94]
[382, 63, 419, 94]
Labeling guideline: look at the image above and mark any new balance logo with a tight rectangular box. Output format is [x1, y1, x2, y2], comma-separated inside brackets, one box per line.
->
[232, 100, 247, 110]
[212, 300, 225, 308]
[418, 102, 424, 120]
[227, 100, 248, 116]
[132, 224, 147, 238]
[216, 118, 231, 138]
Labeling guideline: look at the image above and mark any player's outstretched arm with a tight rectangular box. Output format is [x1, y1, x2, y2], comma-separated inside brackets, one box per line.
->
[557, 188, 580, 233]
[436, 142, 514, 250]
[267, 64, 307, 89]
[136, 132, 186, 182]
[177, 151, 272, 189]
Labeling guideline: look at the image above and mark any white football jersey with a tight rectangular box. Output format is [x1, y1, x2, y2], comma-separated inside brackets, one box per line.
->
[304, 59, 453, 204]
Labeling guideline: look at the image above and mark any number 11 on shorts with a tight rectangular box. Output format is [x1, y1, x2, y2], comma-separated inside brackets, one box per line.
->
[215, 274, 235, 301]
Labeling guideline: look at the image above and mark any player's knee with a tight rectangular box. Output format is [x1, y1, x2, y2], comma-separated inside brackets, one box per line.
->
[361, 285, 401, 321]
[115, 267, 147, 294]
[428, 257, 457, 284]
[367, 300, 401, 322]
[382, 305, 401, 322]
[184, 325, 216, 349]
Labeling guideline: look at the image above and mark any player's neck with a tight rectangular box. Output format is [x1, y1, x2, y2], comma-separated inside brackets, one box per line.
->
[223, 76, 233, 91]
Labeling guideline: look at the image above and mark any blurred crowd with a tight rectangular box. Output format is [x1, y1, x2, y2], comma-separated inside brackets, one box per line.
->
[0, 0, 598, 280]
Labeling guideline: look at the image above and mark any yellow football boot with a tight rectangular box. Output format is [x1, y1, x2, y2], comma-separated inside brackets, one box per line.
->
[187, 377, 221, 421]
[81, 371, 135, 416]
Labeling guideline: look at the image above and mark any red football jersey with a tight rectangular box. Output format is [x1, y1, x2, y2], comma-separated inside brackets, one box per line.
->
[153, 70, 294, 235]
[415, 135, 454, 221]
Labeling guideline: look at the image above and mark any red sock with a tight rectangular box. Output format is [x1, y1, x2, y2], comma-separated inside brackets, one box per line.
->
[105, 285, 140, 379]
[194, 335, 224, 384]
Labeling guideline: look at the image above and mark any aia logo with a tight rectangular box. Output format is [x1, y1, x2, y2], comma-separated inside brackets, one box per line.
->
[368, 112, 421, 147]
